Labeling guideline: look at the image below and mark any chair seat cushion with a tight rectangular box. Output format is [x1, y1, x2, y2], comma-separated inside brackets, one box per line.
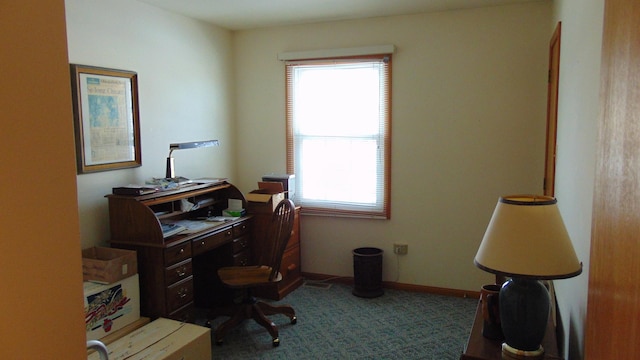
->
[218, 265, 282, 288]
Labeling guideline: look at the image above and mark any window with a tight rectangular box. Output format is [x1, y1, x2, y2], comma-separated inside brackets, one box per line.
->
[285, 55, 392, 219]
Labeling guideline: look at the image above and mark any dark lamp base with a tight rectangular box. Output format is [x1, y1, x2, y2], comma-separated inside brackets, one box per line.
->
[499, 278, 550, 354]
[502, 343, 544, 359]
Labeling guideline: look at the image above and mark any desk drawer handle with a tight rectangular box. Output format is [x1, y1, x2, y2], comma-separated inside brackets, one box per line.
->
[201, 240, 206, 246]
[177, 288, 188, 299]
[179, 248, 184, 254]
[176, 267, 186, 277]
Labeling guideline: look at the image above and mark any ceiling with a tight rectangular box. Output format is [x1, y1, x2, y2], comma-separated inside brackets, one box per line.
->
[138, 0, 543, 31]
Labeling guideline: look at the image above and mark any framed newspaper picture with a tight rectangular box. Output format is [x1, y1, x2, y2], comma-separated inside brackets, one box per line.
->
[70, 64, 141, 173]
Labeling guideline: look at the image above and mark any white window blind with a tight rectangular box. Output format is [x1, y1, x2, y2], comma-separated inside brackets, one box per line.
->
[285, 55, 392, 219]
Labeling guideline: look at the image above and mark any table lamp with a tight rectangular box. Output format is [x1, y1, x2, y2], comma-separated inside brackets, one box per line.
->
[474, 195, 582, 358]
[165, 139, 219, 179]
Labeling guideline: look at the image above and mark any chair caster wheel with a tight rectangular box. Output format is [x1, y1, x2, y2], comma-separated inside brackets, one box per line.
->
[291, 316, 297, 325]
[272, 338, 280, 347]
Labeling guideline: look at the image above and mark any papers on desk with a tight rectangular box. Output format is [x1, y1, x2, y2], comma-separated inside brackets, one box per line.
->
[193, 177, 227, 184]
[206, 216, 240, 222]
[161, 223, 187, 238]
[146, 177, 191, 190]
[161, 215, 239, 238]
[113, 185, 158, 196]
[164, 219, 225, 234]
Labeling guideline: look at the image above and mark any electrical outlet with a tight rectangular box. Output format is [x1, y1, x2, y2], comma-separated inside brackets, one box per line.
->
[393, 243, 408, 255]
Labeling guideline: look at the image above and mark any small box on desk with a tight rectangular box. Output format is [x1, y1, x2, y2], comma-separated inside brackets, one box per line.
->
[82, 246, 137, 284]
[84, 274, 140, 340]
[87, 318, 211, 360]
[262, 174, 295, 200]
[246, 181, 286, 213]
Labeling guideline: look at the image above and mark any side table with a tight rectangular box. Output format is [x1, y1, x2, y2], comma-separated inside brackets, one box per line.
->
[460, 300, 563, 360]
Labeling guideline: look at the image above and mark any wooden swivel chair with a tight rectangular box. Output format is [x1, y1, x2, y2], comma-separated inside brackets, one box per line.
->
[209, 198, 297, 347]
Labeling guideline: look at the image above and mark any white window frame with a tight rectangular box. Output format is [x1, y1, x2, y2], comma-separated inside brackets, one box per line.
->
[285, 54, 392, 219]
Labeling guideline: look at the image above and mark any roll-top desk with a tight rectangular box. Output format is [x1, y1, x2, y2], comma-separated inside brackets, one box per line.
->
[107, 181, 252, 322]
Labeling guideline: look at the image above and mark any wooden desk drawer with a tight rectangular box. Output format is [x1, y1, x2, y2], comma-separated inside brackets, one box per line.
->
[287, 213, 300, 249]
[253, 243, 301, 301]
[286, 232, 299, 250]
[233, 250, 250, 266]
[233, 221, 251, 237]
[165, 259, 192, 286]
[164, 242, 191, 266]
[232, 236, 250, 254]
[280, 243, 300, 280]
[166, 277, 193, 313]
[192, 226, 233, 256]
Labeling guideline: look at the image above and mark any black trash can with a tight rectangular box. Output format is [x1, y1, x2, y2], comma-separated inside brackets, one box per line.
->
[352, 247, 384, 298]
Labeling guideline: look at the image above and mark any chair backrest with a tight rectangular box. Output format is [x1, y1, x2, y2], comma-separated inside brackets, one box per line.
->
[262, 199, 296, 282]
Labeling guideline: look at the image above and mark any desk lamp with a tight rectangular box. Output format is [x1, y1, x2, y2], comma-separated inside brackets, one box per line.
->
[165, 140, 219, 179]
[474, 195, 581, 358]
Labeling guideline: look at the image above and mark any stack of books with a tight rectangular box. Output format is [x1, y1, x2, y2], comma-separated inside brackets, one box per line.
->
[161, 223, 186, 238]
[112, 186, 157, 196]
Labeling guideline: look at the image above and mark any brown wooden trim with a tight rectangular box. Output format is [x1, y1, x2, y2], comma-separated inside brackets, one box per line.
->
[585, 0, 640, 357]
[544, 22, 561, 196]
[302, 272, 480, 299]
[383, 281, 480, 299]
[299, 206, 389, 219]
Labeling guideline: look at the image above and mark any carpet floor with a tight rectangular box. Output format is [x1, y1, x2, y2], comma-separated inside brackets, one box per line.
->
[196, 282, 477, 359]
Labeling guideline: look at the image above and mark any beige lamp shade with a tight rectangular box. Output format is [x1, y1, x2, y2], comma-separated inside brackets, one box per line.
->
[474, 195, 582, 279]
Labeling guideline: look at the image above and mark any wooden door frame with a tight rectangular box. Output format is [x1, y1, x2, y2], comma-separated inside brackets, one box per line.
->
[544, 22, 561, 197]
[585, 0, 640, 357]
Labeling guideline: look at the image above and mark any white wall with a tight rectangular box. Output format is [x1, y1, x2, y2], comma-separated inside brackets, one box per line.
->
[65, 0, 235, 248]
[551, 1, 604, 359]
[234, 2, 552, 291]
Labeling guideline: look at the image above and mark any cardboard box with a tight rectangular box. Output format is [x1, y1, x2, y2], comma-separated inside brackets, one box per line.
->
[88, 318, 211, 360]
[262, 174, 296, 200]
[84, 274, 140, 341]
[87, 317, 150, 357]
[246, 181, 286, 213]
[82, 247, 138, 284]
[95, 317, 150, 347]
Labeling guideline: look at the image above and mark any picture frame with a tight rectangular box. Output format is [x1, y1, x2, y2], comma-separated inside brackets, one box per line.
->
[70, 64, 141, 173]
